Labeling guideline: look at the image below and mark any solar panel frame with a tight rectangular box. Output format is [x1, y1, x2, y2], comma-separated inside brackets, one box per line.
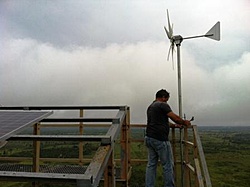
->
[0, 111, 52, 142]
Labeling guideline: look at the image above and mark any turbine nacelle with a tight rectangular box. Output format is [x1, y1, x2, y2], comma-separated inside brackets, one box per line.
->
[172, 35, 183, 45]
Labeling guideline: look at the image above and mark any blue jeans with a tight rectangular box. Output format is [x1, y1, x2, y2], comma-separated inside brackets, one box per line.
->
[145, 136, 175, 187]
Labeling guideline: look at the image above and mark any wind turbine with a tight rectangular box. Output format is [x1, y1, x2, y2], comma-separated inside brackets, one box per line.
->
[164, 9, 220, 118]
[164, 10, 219, 187]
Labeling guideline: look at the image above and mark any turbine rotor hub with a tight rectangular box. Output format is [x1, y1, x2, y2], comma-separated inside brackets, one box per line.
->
[172, 35, 183, 45]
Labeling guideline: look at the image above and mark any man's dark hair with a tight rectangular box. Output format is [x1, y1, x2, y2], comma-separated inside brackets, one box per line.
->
[156, 89, 170, 98]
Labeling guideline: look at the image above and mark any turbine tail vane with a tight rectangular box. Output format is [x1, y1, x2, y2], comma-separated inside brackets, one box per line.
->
[205, 21, 220, 41]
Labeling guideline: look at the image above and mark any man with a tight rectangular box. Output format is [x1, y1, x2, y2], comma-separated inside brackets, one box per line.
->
[145, 89, 191, 187]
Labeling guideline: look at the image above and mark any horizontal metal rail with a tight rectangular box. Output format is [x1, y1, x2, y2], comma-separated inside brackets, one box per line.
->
[183, 140, 194, 147]
[8, 135, 111, 145]
[41, 118, 119, 123]
[0, 106, 126, 110]
[0, 171, 93, 186]
[40, 123, 112, 127]
[185, 161, 195, 173]
[0, 157, 149, 164]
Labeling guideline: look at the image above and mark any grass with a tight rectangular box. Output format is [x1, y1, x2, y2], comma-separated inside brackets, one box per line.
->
[0, 126, 249, 187]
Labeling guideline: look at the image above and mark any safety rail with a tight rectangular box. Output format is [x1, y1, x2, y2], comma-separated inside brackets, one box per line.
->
[129, 124, 212, 187]
[0, 106, 131, 187]
[0, 106, 211, 187]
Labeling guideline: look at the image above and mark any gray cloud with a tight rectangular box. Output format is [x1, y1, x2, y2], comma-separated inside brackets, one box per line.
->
[1, 1, 168, 47]
[1, 0, 250, 126]
[1, 38, 250, 125]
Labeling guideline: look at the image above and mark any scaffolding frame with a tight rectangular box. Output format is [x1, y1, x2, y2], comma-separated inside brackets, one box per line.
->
[0, 106, 131, 187]
[0, 106, 211, 187]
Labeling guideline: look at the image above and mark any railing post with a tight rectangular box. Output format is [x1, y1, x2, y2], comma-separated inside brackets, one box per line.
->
[120, 107, 130, 187]
[33, 123, 40, 172]
[79, 109, 84, 165]
[32, 122, 40, 187]
[193, 126, 199, 187]
[104, 150, 116, 187]
[171, 127, 177, 185]
[184, 127, 191, 187]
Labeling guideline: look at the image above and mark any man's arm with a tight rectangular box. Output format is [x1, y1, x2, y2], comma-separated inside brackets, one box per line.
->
[167, 111, 191, 127]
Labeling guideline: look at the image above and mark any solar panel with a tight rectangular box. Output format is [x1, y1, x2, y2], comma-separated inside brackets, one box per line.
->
[0, 111, 52, 142]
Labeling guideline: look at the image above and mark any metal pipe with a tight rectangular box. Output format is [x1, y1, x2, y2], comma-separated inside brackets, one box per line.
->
[183, 34, 213, 40]
[176, 44, 183, 118]
[176, 41, 184, 187]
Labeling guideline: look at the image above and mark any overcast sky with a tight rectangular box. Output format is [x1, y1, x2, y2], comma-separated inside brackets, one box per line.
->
[1, 0, 250, 126]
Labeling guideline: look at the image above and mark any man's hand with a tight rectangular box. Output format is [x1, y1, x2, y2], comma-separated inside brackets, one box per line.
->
[168, 112, 192, 127]
[170, 123, 183, 128]
[183, 120, 191, 127]
[170, 121, 191, 128]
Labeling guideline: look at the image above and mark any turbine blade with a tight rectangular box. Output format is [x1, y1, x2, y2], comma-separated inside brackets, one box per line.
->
[171, 44, 175, 70]
[166, 9, 173, 37]
[164, 26, 171, 39]
[167, 45, 172, 61]
[167, 43, 175, 70]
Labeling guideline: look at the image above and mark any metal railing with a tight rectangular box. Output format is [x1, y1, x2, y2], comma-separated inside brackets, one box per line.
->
[0, 106, 211, 187]
[130, 124, 212, 187]
[0, 106, 131, 187]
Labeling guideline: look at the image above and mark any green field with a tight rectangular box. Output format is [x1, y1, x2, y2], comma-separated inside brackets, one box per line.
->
[0, 126, 249, 187]
[199, 127, 250, 187]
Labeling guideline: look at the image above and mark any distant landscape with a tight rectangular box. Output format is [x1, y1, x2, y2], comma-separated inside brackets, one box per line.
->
[0, 126, 249, 187]
[198, 126, 250, 187]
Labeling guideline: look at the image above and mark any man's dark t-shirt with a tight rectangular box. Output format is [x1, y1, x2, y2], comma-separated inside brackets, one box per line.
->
[146, 101, 172, 141]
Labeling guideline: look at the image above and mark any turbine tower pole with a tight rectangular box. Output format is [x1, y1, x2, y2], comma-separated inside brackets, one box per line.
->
[177, 44, 182, 117]
[174, 35, 185, 187]
[174, 35, 183, 117]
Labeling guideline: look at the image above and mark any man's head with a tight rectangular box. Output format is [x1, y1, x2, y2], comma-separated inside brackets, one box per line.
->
[156, 89, 170, 102]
